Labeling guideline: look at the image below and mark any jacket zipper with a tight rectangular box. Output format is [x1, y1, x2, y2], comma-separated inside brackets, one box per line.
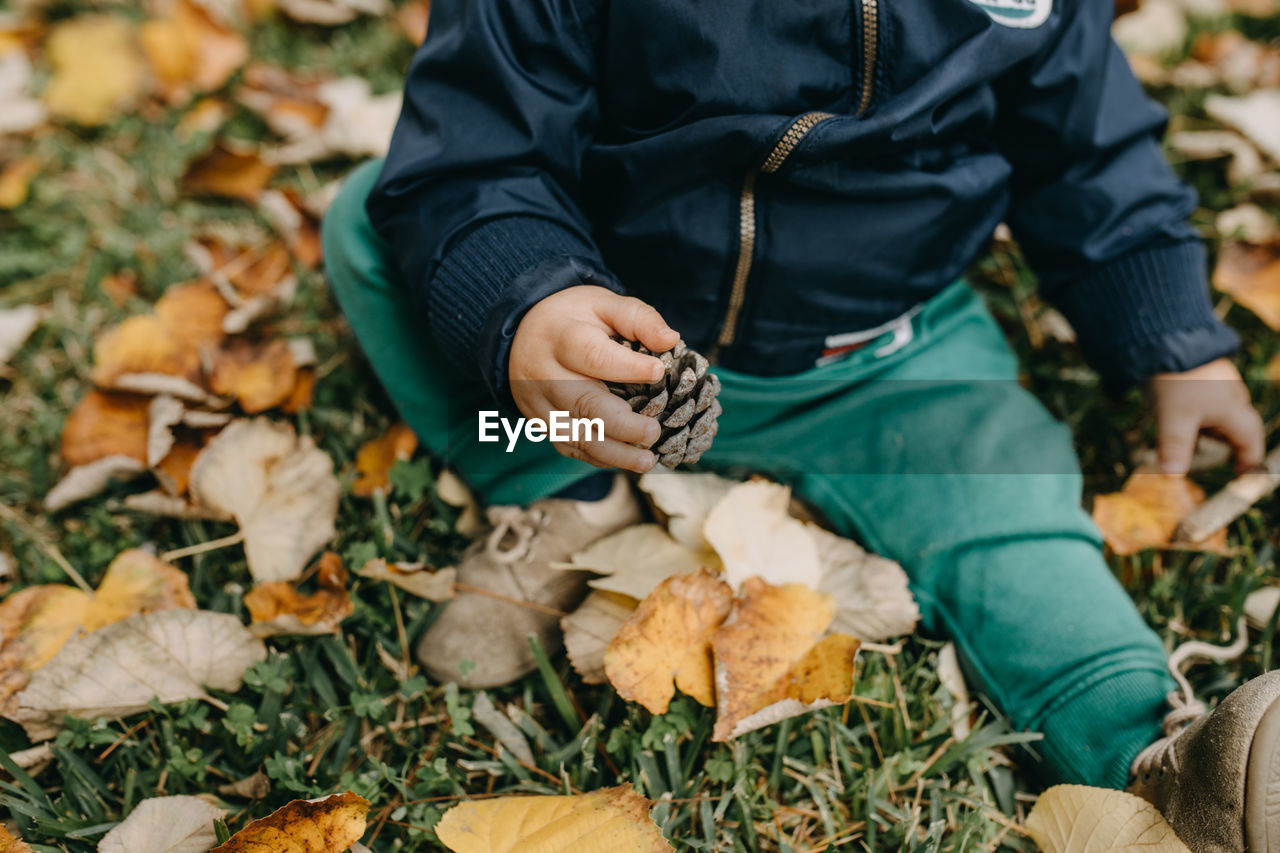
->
[709, 0, 880, 360]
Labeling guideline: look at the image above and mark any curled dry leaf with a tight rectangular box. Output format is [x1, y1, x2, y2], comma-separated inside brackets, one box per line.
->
[1245, 586, 1280, 629]
[703, 480, 822, 592]
[603, 567, 733, 714]
[562, 590, 637, 684]
[0, 545, 194, 712]
[356, 558, 455, 602]
[1218, 204, 1280, 244]
[43, 16, 146, 126]
[711, 578, 857, 741]
[210, 338, 304, 413]
[0, 826, 33, 853]
[1168, 131, 1265, 186]
[1215, 241, 1280, 329]
[352, 422, 418, 496]
[275, 0, 387, 25]
[811, 525, 919, 642]
[12, 609, 266, 740]
[0, 49, 47, 136]
[182, 143, 277, 202]
[61, 390, 149, 468]
[437, 469, 484, 536]
[211, 791, 369, 853]
[1092, 470, 1228, 555]
[189, 418, 340, 582]
[637, 469, 733, 553]
[555, 524, 709, 601]
[244, 551, 352, 637]
[1206, 90, 1280, 164]
[0, 304, 40, 367]
[267, 78, 402, 165]
[98, 795, 226, 853]
[258, 189, 324, 268]
[1026, 785, 1192, 853]
[140, 0, 247, 105]
[45, 457, 147, 512]
[435, 784, 672, 853]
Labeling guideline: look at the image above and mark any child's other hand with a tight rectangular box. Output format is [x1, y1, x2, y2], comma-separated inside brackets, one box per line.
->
[1149, 358, 1265, 475]
[509, 285, 681, 473]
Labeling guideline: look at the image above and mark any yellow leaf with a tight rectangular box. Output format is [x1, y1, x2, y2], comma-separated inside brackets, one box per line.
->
[436, 784, 672, 853]
[1026, 785, 1192, 852]
[603, 567, 733, 714]
[243, 552, 352, 637]
[1091, 470, 1227, 556]
[710, 578, 848, 741]
[0, 156, 38, 209]
[0, 825, 34, 852]
[352, 423, 418, 496]
[43, 16, 146, 126]
[140, 0, 247, 104]
[1214, 241, 1280, 330]
[211, 791, 369, 853]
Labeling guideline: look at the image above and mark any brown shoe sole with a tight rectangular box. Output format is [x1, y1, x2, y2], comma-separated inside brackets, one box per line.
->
[1246, 694, 1280, 852]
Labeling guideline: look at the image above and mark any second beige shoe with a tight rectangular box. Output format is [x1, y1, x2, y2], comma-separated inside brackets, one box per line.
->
[415, 474, 642, 688]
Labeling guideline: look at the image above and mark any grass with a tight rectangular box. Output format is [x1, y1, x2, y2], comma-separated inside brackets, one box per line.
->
[1, 2, 1279, 850]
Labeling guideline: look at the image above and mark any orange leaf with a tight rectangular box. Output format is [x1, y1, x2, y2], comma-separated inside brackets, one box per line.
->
[1214, 241, 1280, 330]
[1092, 471, 1228, 555]
[282, 367, 316, 414]
[154, 434, 206, 496]
[210, 791, 369, 853]
[197, 238, 294, 298]
[0, 825, 34, 852]
[0, 156, 38, 210]
[243, 552, 352, 637]
[209, 339, 298, 413]
[710, 578, 852, 741]
[140, 0, 247, 104]
[603, 567, 734, 714]
[61, 391, 150, 467]
[182, 144, 276, 202]
[352, 423, 419, 496]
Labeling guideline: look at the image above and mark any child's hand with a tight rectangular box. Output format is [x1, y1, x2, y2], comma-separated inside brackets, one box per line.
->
[509, 285, 681, 473]
[1149, 358, 1265, 475]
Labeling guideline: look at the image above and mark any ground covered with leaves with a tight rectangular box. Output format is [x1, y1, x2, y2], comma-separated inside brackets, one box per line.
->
[2, 0, 1280, 850]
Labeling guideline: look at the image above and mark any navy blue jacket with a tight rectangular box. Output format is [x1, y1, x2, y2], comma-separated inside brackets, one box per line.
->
[368, 0, 1238, 400]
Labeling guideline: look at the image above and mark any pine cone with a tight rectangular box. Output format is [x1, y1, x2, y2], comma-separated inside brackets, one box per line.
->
[607, 339, 722, 468]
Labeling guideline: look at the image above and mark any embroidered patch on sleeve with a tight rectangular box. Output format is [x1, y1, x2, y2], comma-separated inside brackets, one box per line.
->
[967, 0, 1052, 28]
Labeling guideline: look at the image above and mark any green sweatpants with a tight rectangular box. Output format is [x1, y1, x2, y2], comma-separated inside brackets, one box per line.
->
[323, 160, 1175, 789]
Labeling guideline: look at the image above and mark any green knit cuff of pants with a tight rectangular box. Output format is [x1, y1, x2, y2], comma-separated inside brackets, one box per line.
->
[323, 158, 1176, 790]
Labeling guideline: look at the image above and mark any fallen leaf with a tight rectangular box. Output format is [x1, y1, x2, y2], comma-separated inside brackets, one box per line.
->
[217, 770, 270, 800]
[237, 64, 329, 139]
[176, 96, 232, 140]
[0, 155, 37, 209]
[435, 785, 672, 853]
[811, 525, 919, 642]
[0, 549, 195, 715]
[356, 558, 455, 601]
[210, 339, 301, 413]
[189, 238, 294, 299]
[711, 578, 855, 741]
[562, 590, 637, 684]
[182, 143, 277, 202]
[211, 791, 369, 853]
[45, 456, 148, 511]
[43, 16, 146, 126]
[637, 469, 733, 553]
[0, 50, 47, 135]
[244, 551, 352, 637]
[1026, 785, 1192, 852]
[99, 795, 226, 853]
[1245, 586, 1280, 629]
[472, 692, 535, 766]
[1215, 240, 1280, 329]
[1218, 204, 1279, 244]
[703, 480, 822, 592]
[258, 189, 324, 268]
[1112, 0, 1186, 58]
[555, 524, 709, 601]
[396, 0, 430, 45]
[1093, 470, 1229, 555]
[140, 0, 248, 104]
[0, 305, 41, 366]
[275, 0, 387, 26]
[603, 567, 733, 714]
[12, 609, 266, 740]
[267, 78, 401, 164]
[0, 826, 33, 853]
[1207, 90, 1280, 164]
[437, 469, 483, 536]
[189, 418, 340, 582]
[61, 390, 150, 467]
[352, 423, 418, 496]
[123, 489, 232, 521]
[937, 642, 973, 740]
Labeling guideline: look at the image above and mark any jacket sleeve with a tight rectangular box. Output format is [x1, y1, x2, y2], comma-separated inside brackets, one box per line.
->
[366, 0, 622, 403]
[992, 0, 1238, 391]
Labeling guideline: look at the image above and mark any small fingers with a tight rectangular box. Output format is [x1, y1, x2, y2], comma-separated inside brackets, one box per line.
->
[546, 380, 661, 446]
[593, 294, 681, 354]
[557, 323, 663, 383]
[1205, 405, 1266, 472]
[556, 434, 656, 473]
[1157, 412, 1201, 476]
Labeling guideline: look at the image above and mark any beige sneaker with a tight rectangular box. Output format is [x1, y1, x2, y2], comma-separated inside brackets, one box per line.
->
[1128, 623, 1280, 853]
[415, 474, 642, 688]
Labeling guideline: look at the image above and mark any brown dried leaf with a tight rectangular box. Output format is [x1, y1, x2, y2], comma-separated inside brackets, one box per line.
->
[352, 423, 418, 496]
[0, 826, 34, 853]
[356, 558, 455, 602]
[0, 155, 37, 209]
[211, 791, 369, 853]
[1215, 241, 1280, 329]
[61, 390, 149, 467]
[210, 339, 299, 414]
[1092, 470, 1228, 555]
[244, 552, 352, 637]
[182, 144, 277, 202]
[603, 567, 733, 714]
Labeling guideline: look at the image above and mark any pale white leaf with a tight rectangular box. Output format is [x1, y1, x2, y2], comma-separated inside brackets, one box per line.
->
[554, 524, 710, 601]
[275, 0, 386, 25]
[561, 590, 637, 684]
[1217, 203, 1279, 244]
[123, 490, 232, 522]
[1113, 0, 1187, 57]
[1168, 130, 1265, 185]
[0, 304, 40, 366]
[189, 418, 340, 582]
[147, 394, 185, 468]
[472, 692, 534, 766]
[356, 559, 455, 602]
[112, 372, 213, 402]
[638, 469, 734, 552]
[99, 795, 226, 853]
[1207, 90, 1280, 164]
[721, 697, 840, 741]
[13, 609, 267, 740]
[810, 525, 919, 642]
[0, 51, 47, 135]
[437, 469, 484, 537]
[267, 78, 401, 164]
[1245, 586, 1280, 630]
[703, 481, 821, 592]
[937, 642, 972, 740]
[45, 455, 146, 511]
[1026, 785, 1192, 853]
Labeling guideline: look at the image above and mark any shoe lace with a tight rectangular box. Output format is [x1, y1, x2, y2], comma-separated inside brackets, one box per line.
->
[483, 506, 548, 564]
[1130, 617, 1248, 780]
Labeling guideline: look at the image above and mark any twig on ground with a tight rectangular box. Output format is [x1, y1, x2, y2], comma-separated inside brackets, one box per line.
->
[1175, 446, 1280, 544]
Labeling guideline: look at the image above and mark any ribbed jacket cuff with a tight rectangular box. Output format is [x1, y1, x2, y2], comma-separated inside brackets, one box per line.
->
[427, 216, 622, 402]
[1051, 239, 1239, 392]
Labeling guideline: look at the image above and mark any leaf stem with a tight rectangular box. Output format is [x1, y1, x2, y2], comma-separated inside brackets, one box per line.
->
[162, 530, 245, 562]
